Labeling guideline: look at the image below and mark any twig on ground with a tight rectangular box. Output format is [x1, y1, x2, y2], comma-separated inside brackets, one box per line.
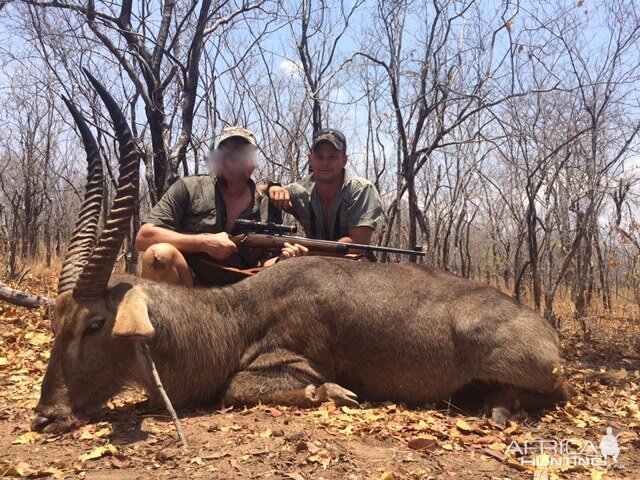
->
[141, 342, 188, 447]
[16, 268, 30, 286]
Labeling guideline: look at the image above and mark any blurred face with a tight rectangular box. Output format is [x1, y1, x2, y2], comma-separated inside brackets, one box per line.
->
[209, 138, 257, 185]
[309, 142, 348, 185]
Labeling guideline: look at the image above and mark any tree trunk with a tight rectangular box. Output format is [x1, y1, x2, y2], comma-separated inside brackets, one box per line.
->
[0, 283, 52, 308]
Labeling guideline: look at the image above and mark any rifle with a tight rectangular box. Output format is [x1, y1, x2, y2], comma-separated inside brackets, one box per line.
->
[232, 219, 425, 257]
[183, 220, 425, 286]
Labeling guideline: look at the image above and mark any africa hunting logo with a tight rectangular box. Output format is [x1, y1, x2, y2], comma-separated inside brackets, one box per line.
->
[505, 426, 624, 468]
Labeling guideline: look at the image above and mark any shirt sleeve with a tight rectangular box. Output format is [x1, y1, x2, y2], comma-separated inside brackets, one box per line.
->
[255, 192, 284, 264]
[142, 179, 190, 231]
[347, 182, 383, 230]
[283, 183, 305, 223]
[258, 190, 283, 225]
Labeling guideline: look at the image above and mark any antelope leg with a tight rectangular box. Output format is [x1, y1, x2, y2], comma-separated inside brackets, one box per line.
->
[222, 352, 359, 408]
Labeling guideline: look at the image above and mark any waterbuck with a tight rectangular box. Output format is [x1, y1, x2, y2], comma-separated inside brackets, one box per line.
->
[32, 73, 571, 434]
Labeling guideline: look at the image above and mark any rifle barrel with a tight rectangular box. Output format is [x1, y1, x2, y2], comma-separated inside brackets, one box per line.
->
[263, 234, 425, 256]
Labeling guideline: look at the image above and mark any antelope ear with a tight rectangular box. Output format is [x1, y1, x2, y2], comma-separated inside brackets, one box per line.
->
[113, 287, 155, 337]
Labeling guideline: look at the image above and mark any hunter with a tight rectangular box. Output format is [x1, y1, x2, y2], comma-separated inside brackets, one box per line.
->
[267, 128, 383, 247]
[136, 126, 305, 286]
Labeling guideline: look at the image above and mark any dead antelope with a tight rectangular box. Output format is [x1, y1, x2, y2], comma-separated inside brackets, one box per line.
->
[31, 73, 571, 434]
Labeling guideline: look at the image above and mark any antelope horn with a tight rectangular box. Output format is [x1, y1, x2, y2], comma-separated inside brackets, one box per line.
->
[57, 96, 104, 296]
[73, 70, 140, 299]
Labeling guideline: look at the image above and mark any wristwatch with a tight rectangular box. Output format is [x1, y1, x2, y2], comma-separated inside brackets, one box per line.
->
[266, 181, 282, 193]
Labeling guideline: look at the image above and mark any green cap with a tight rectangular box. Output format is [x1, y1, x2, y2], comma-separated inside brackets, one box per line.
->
[312, 128, 347, 153]
[217, 126, 257, 148]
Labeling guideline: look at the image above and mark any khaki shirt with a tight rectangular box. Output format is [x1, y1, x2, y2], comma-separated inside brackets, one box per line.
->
[285, 171, 382, 240]
[143, 175, 281, 274]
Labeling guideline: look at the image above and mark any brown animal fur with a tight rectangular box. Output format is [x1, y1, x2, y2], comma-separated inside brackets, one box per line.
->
[33, 256, 570, 431]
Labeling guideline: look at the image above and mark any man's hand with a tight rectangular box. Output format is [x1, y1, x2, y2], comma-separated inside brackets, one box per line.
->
[279, 242, 309, 261]
[200, 232, 238, 260]
[268, 185, 292, 211]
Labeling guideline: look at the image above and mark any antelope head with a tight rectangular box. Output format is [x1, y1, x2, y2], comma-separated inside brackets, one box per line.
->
[32, 70, 146, 433]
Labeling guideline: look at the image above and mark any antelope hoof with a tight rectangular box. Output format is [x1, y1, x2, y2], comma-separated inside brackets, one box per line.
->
[481, 405, 511, 425]
[308, 383, 360, 407]
[490, 406, 511, 425]
[31, 414, 85, 434]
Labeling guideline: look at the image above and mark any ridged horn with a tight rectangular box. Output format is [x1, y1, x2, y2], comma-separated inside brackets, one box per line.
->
[72, 69, 140, 299]
[57, 96, 104, 296]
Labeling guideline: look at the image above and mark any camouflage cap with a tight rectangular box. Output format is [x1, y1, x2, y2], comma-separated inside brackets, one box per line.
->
[217, 126, 257, 148]
[312, 128, 347, 153]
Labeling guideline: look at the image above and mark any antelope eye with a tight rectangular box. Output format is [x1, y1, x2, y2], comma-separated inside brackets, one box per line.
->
[85, 317, 106, 335]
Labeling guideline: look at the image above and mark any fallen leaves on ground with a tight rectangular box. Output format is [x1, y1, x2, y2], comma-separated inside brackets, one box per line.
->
[78, 443, 118, 463]
[0, 459, 64, 478]
[1, 269, 639, 478]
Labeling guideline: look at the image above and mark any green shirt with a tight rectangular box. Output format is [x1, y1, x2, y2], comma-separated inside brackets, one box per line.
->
[143, 175, 281, 273]
[285, 171, 382, 240]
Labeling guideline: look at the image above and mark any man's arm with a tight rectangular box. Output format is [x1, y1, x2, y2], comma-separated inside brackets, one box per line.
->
[136, 224, 237, 260]
[267, 184, 293, 211]
[261, 242, 310, 266]
[136, 179, 237, 260]
[340, 180, 382, 248]
[268, 183, 376, 245]
[338, 226, 374, 245]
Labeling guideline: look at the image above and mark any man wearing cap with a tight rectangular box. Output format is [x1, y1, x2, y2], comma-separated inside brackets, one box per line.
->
[136, 126, 306, 287]
[267, 128, 382, 247]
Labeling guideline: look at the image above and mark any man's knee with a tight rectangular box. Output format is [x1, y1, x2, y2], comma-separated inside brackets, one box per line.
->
[141, 243, 183, 273]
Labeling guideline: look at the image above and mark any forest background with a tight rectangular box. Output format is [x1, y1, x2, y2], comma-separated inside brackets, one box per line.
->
[1, 0, 639, 332]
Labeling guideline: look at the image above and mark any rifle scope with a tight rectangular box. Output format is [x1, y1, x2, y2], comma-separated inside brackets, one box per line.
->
[235, 219, 297, 235]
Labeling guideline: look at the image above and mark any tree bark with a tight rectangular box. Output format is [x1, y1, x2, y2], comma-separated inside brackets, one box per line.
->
[0, 283, 52, 308]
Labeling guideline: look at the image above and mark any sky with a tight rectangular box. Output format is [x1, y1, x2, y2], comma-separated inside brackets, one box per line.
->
[0, 0, 638, 202]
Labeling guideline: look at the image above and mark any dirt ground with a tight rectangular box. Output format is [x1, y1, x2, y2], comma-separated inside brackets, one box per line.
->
[1, 271, 639, 479]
